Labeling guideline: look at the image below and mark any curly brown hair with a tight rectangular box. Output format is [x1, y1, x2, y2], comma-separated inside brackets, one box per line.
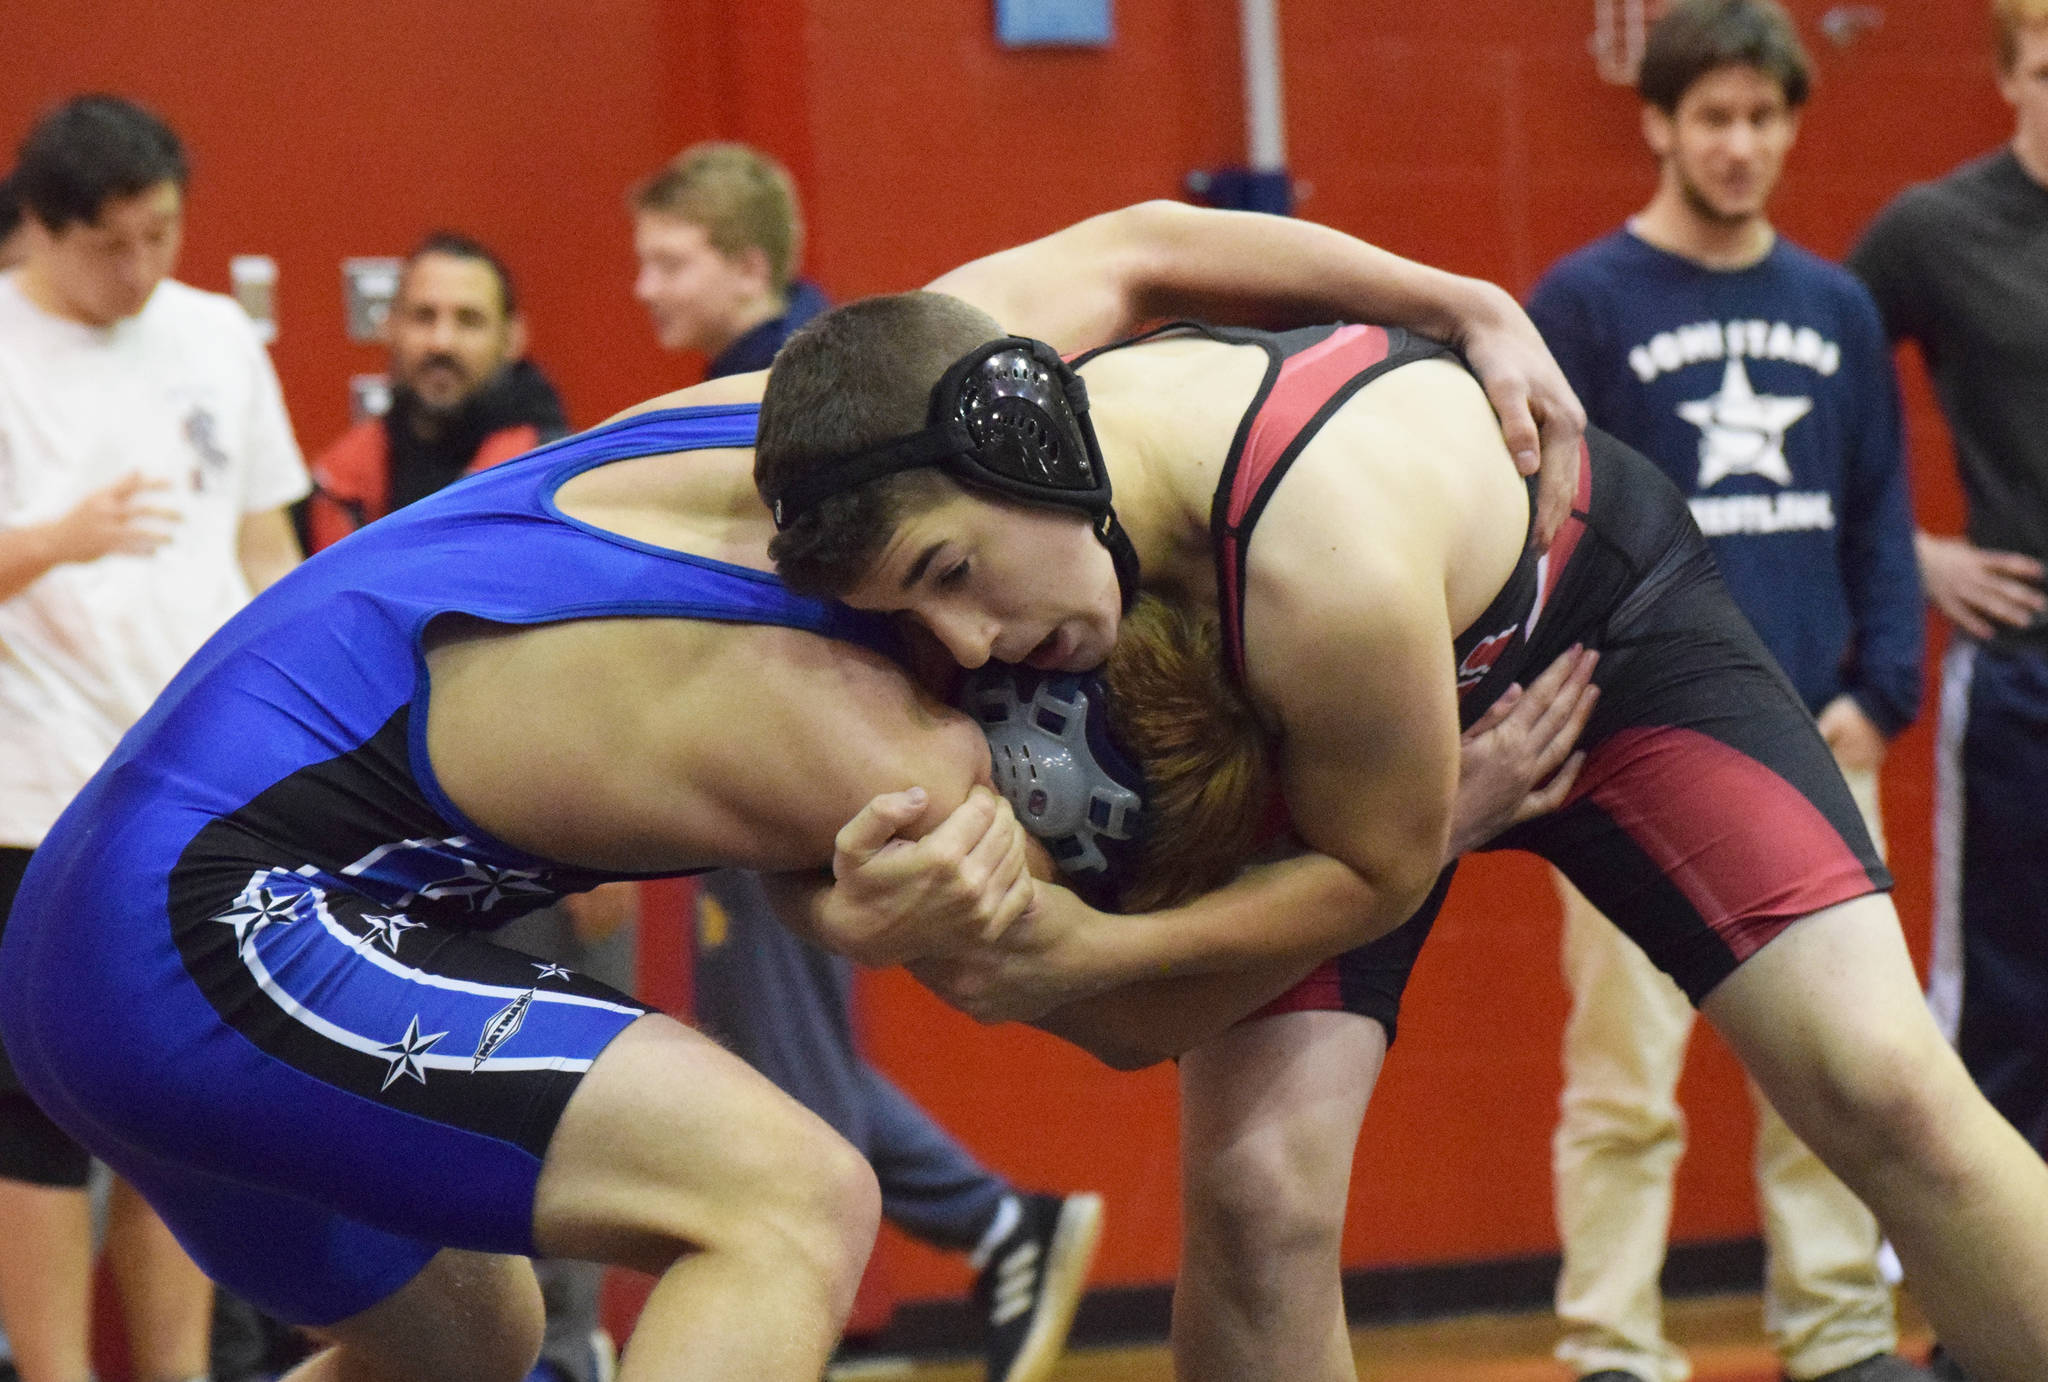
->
[1103, 596, 1276, 912]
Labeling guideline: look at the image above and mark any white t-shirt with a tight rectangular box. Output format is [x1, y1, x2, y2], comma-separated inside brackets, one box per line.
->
[0, 273, 310, 846]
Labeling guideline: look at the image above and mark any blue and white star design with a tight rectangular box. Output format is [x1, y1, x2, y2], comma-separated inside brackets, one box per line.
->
[421, 861, 554, 912]
[211, 886, 303, 950]
[1677, 357, 1812, 490]
[359, 912, 428, 954]
[377, 1015, 450, 1090]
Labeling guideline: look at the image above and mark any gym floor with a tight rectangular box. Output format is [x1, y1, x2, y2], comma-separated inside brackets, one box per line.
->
[856, 1293, 1935, 1381]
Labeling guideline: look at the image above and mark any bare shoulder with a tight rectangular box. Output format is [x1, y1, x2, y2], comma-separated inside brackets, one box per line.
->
[1249, 356, 1526, 656]
[426, 614, 988, 875]
[599, 370, 767, 426]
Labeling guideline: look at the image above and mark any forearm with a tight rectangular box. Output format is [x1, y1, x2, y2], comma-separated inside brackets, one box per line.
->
[936, 201, 1511, 357]
[1031, 954, 1319, 1071]
[0, 523, 70, 604]
[1053, 851, 1405, 991]
[1121, 201, 1503, 341]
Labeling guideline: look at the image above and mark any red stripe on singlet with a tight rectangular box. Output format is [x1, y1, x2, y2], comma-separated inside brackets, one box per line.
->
[1220, 325, 1392, 675]
[1224, 325, 1391, 527]
[1572, 726, 1878, 958]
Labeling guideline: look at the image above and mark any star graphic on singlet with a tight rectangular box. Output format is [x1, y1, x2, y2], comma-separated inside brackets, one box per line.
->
[358, 912, 426, 955]
[1676, 357, 1812, 490]
[211, 887, 301, 949]
[532, 962, 574, 983]
[376, 1015, 449, 1091]
[420, 862, 553, 912]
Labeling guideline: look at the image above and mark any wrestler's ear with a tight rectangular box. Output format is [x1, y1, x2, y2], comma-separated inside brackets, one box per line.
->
[1640, 101, 1675, 160]
[727, 244, 774, 298]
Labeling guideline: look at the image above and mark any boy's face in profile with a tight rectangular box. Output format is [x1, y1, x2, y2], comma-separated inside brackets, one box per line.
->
[28, 180, 184, 327]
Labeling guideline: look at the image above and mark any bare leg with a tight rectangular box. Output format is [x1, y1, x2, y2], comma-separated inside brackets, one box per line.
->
[279, 1250, 543, 1382]
[273, 1014, 873, 1382]
[106, 1175, 214, 1382]
[534, 1014, 881, 1382]
[1703, 895, 2048, 1382]
[0, 1177, 93, 1382]
[1173, 1010, 1386, 1382]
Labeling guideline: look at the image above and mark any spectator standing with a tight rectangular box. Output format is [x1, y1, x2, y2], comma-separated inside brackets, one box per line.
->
[1848, 2, 2048, 1375]
[0, 95, 307, 1382]
[1525, 5, 1928, 1381]
[629, 143, 1102, 1382]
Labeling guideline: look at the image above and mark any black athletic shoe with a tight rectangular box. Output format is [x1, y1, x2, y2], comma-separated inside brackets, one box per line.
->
[975, 1192, 1104, 1382]
[1787, 1352, 1941, 1382]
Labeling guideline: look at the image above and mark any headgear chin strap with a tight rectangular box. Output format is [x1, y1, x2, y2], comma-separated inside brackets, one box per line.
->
[958, 662, 1148, 889]
[765, 336, 1142, 610]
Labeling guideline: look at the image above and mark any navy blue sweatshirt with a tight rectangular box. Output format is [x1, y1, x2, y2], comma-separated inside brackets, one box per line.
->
[1528, 229, 1923, 736]
[707, 280, 830, 380]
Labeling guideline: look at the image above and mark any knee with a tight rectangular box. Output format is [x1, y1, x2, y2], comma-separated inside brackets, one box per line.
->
[337, 1253, 545, 1382]
[1786, 1032, 1976, 1194]
[440, 1263, 545, 1382]
[464, 1302, 546, 1382]
[705, 1112, 879, 1320]
[1185, 1121, 1348, 1273]
[784, 1124, 883, 1314]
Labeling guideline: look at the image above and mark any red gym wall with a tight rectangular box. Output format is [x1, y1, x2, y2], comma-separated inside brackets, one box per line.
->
[6, 0, 2007, 1311]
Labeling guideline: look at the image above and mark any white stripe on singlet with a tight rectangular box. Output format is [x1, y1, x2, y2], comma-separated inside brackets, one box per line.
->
[1525, 550, 1552, 641]
[1928, 639, 1977, 1045]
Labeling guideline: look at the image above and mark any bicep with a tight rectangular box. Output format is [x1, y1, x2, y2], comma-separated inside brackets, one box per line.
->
[733, 654, 996, 867]
[1264, 570, 1460, 914]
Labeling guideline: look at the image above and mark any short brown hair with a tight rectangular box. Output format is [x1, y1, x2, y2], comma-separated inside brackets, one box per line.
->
[1638, 0, 1811, 112]
[1993, 0, 2048, 71]
[631, 142, 803, 292]
[1103, 596, 1273, 912]
[756, 291, 1004, 595]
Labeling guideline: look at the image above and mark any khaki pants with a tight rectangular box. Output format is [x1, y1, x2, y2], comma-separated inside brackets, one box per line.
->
[1552, 765, 1897, 1382]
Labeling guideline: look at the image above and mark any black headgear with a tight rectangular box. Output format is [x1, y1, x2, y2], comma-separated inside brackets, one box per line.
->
[764, 336, 1141, 609]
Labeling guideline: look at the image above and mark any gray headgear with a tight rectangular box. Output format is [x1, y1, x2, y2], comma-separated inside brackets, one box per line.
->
[957, 664, 1146, 880]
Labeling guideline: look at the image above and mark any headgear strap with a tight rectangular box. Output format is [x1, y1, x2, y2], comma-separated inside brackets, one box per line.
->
[765, 335, 1141, 609]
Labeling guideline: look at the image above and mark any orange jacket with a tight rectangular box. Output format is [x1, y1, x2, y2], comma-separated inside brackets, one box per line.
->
[304, 419, 543, 554]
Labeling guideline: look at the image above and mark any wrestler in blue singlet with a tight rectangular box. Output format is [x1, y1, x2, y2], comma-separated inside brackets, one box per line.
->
[0, 405, 888, 1325]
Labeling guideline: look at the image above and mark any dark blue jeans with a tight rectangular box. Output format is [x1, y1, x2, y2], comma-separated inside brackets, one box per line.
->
[693, 870, 1009, 1251]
